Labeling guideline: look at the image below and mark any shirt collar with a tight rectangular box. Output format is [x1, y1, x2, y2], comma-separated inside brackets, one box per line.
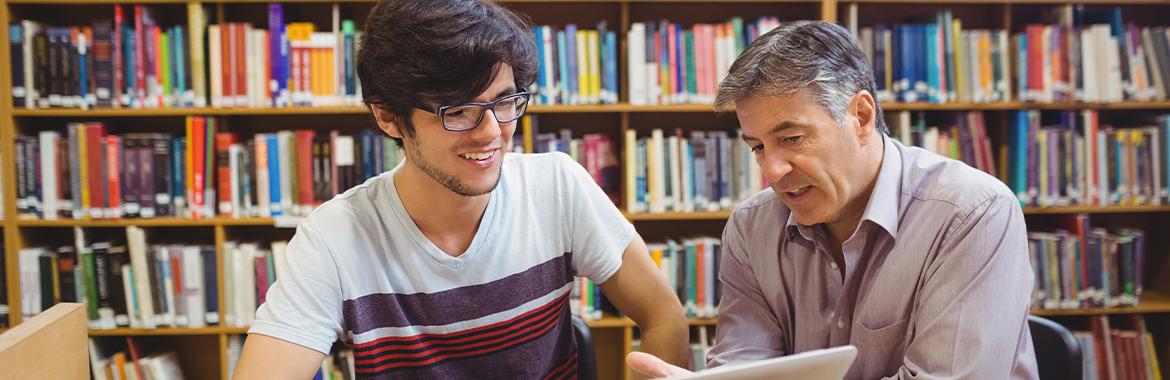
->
[785, 135, 903, 242]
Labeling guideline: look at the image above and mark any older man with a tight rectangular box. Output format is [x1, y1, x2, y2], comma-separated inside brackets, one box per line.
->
[629, 20, 1037, 379]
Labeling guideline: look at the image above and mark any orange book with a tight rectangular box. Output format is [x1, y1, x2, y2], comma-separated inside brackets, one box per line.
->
[106, 135, 122, 219]
[295, 130, 316, 209]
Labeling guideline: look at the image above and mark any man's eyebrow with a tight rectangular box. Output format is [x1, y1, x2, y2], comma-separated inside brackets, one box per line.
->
[742, 121, 807, 143]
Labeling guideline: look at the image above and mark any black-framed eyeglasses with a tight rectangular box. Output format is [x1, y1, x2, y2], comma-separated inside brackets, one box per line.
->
[415, 92, 532, 132]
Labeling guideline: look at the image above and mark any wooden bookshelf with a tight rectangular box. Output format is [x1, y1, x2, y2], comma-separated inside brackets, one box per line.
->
[88, 326, 249, 336]
[11, 100, 1170, 117]
[1031, 292, 1170, 317]
[3, 1, 1169, 379]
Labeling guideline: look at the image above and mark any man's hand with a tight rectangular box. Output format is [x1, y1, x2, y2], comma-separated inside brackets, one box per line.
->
[627, 351, 694, 378]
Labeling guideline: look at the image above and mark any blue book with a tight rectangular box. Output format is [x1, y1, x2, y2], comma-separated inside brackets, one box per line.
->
[556, 30, 569, 104]
[79, 29, 90, 107]
[174, 26, 186, 106]
[1017, 34, 1028, 101]
[605, 31, 617, 104]
[267, 135, 282, 217]
[202, 246, 218, 324]
[343, 20, 356, 97]
[533, 26, 547, 103]
[565, 24, 578, 104]
[172, 138, 186, 211]
[125, 26, 136, 106]
[1013, 110, 1028, 204]
[268, 3, 288, 106]
[925, 23, 940, 103]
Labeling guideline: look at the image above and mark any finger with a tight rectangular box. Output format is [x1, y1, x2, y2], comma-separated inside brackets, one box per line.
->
[626, 352, 693, 378]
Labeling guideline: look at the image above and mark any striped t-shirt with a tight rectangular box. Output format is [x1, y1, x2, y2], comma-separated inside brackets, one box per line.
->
[250, 152, 635, 379]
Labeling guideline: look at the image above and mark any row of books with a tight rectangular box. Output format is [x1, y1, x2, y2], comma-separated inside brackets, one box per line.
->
[623, 128, 764, 214]
[626, 17, 781, 106]
[89, 337, 184, 380]
[889, 111, 999, 176]
[17, 225, 288, 332]
[208, 4, 363, 108]
[1027, 215, 1144, 310]
[530, 23, 619, 106]
[649, 237, 722, 318]
[13, 117, 403, 220]
[1005, 111, 1170, 208]
[7, 3, 361, 110]
[852, 14, 1012, 104]
[514, 116, 621, 203]
[1014, 7, 1170, 103]
[1075, 315, 1163, 380]
[18, 227, 220, 329]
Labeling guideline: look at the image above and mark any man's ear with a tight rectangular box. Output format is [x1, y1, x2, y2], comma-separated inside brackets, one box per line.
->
[849, 90, 877, 144]
[371, 106, 405, 139]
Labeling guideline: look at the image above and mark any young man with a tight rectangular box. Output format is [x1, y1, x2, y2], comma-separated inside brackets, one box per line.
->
[233, 0, 688, 378]
[629, 21, 1038, 379]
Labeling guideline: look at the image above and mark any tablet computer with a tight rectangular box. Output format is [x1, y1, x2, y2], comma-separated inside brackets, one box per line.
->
[664, 345, 858, 380]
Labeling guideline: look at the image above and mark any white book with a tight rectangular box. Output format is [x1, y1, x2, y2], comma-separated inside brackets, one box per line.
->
[1104, 33, 1124, 103]
[277, 131, 295, 215]
[208, 25, 223, 108]
[126, 227, 156, 328]
[624, 130, 638, 212]
[649, 129, 665, 213]
[668, 135, 682, 211]
[21, 20, 42, 108]
[255, 135, 272, 218]
[237, 244, 258, 326]
[271, 241, 289, 283]
[19, 248, 44, 318]
[540, 25, 556, 104]
[1143, 28, 1166, 100]
[628, 23, 646, 105]
[183, 246, 206, 328]
[222, 242, 237, 327]
[39, 131, 60, 219]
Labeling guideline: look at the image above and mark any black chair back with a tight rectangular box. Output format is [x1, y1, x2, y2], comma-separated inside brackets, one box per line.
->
[1029, 315, 1082, 380]
[571, 315, 598, 380]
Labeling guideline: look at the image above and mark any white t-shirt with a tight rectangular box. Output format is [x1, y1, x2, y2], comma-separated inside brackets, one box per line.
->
[250, 152, 635, 379]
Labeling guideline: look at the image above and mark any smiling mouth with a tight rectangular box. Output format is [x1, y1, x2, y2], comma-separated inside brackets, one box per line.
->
[459, 149, 497, 161]
[784, 186, 811, 197]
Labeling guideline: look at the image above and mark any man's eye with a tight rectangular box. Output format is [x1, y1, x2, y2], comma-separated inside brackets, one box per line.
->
[783, 136, 803, 144]
[750, 144, 764, 153]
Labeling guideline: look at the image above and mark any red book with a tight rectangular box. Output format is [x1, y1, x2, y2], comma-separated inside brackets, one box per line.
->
[134, 5, 145, 107]
[113, 5, 123, 107]
[190, 117, 206, 218]
[295, 130, 316, 209]
[255, 254, 269, 305]
[124, 337, 147, 380]
[1025, 25, 1045, 97]
[106, 136, 123, 219]
[235, 23, 248, 106]
[222, 23, 234, 107]
[215, 132, 238, 215]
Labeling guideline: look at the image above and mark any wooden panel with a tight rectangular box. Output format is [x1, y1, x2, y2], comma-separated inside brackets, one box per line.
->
[591, 326, 629, 380]
[0, 303, 89, 380]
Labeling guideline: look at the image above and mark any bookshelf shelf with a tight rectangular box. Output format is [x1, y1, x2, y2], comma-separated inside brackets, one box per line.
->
[583, 315, 720, 328]
[1021, 205, 1170, 215]
[11, 101, 1170, 118]
[843, 0, 1170, 4]
[1030, 292, 1170, 317]
[88, 327, 249, 336]
[14, 205, 1170, 228]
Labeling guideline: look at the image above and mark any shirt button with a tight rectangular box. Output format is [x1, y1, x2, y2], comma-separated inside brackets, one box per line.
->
[837, 320, 845, 329]
[830, 262, 839, 270]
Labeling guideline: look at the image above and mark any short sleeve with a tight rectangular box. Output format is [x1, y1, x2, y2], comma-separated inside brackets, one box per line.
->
[249, 223, 345, 354]
[558, 153, 636, 283]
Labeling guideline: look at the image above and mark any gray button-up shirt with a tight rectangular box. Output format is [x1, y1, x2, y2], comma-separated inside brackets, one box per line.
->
[707, 136, 1038, 379]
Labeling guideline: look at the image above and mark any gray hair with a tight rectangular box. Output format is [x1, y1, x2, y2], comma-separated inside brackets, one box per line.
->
[715, 20, 887, 134]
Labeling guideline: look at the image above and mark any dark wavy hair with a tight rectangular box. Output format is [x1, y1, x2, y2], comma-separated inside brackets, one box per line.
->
[358, 0, 538, 143]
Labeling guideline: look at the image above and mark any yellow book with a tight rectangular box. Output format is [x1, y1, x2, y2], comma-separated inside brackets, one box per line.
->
[576, 30, 588, 104]
[1145, 332, 1163, 380]
[952, 19, 963, 102]
[521, 115, 534, 153]
[588, 30, 601, 104]
[650, 246, 662, 268]
[77, 125, 90, 219]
